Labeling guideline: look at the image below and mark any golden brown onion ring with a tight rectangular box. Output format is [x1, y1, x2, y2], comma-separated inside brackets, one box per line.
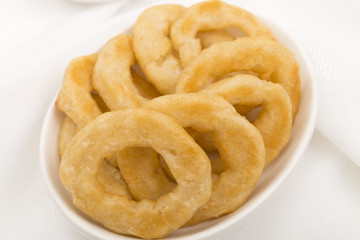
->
[59, 109, 212, 238]
[55, 54, 101, 128]
[202, 74, 292, 166]
[144, 93, 265, 225]
[171, 0, 275, 67]
[132, 4, 185, 94]
[58, 116, 131, 197]
[93, 34, 147, 110]
[176, 38, 300, 119]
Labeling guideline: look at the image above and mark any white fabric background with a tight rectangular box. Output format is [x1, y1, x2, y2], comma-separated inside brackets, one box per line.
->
[1, 0, 359, 239]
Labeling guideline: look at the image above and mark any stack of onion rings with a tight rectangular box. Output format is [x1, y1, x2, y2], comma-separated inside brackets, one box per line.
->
[54, 1, 301, 238]
[176, 37, 300, 118]
[201, 74, 292, 166]
[144, 93, 265, 225]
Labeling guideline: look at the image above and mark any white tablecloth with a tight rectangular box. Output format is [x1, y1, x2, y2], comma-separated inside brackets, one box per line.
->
[1, 0, 360, 239]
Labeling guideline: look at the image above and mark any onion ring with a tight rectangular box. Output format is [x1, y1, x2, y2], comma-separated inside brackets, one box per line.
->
[55, 54, 119, 166]
[55, 54, 101, 128]
[56, 50, 164, 193]
[93, 34, 147, 109]
[57, 96, 119, 167]
[58, 116, 131, 197]
[58, 114, 118, 167]
[170, 0, 275, 67]
[55, 53, 116, 164]
[202, 74, 292, 166]
[132, 4, 185, 94]
[144, 93, 265, 225]
[176, 38, 300, 119]
[59, 109, 212, 238]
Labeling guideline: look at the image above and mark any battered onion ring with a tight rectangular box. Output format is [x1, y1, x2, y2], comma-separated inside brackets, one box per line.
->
[56, 49, 162, 175]
[93, 34, 147, 110]
[117, 147, 176, 201]
[58, 116, 131, 197]
[59, 109, 212, 238]
[132, 4, 185, 94]
[176, 38, 300, 118]
[58, 94, 119, 167]
[170, 0, 275, 67]
[55, 53, 116, 164]
[55, 54, 119, 166]
[58, 113, 118, 167]
[144, 93, 265, 225]
[55, 54, 101, 128]
[202, 74, 292, 166]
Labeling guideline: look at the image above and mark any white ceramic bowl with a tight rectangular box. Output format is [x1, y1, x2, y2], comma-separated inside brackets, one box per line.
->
[39, 4, 318, 240]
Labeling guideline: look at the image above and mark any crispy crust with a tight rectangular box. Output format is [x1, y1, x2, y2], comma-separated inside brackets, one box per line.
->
[59, 109, 212, 238]
[176, 38, 300, 119]
[55, 54, 101, 128]
[202, 74, 292, 166]
[132, 4, 185, 94]
[93, 34, 147, 110]
[144, 93, 265, 225]
[171, 0, 275, 67]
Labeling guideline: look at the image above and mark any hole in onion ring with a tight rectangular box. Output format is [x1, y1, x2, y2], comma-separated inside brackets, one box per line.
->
[130, 66, 161, 100]
[216, 70, 260, 81]
[91, 90, 110, 113]
[207, 149, 226, 175]
[192, 131, 230, 175]
[197, 27, 247, 49]
[225, 26, 247, 38]
[117, 147, 177, 201]
[97, 158, 133, 199]
[234, 105, 263, 123]
[158, 155, 176, 183]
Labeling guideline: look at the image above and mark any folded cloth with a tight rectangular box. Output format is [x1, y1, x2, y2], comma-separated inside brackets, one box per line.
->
[301, 36, 360, 165]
